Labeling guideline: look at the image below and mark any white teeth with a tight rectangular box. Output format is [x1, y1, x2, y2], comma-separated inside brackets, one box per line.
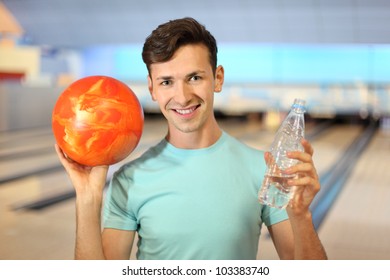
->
[176, 108, 195, 115]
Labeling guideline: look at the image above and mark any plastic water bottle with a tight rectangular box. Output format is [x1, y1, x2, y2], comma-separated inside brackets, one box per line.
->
[258, 99, 306, 209]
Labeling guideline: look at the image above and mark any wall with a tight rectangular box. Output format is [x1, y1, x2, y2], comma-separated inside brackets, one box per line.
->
[0, 46, 40, 78]
[0, 83, 64, 131]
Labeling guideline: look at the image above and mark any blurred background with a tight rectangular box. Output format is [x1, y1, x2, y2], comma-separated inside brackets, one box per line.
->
[0, 0, 389, 260]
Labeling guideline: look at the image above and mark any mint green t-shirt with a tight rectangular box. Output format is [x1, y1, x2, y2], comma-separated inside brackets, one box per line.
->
[103, 131, 288, 260]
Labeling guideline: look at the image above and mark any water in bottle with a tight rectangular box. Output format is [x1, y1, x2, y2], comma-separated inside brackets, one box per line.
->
[258, 99, 306, 209]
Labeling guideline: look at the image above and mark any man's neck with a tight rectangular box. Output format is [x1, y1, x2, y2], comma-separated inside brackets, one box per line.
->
[165, 121, 222, 149]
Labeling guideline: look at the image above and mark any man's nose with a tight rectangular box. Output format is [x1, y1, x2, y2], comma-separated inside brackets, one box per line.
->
[174, 82, 192, 106]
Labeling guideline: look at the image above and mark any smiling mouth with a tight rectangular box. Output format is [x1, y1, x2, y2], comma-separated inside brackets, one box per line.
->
[173, 105, 200, 115]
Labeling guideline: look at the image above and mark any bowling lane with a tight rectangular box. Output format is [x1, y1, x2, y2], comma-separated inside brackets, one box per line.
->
[256, 122, 364, 260]
[0, 127, 54, 160]
[309, 124, 364, 173]
[0, 117, 366, 259]
[0, 177, 76, 259]
[0, 127, 60, 184]
[319, 128, 390, 260]
[0, 127, 52, 146]
[0, 117, 168, 260]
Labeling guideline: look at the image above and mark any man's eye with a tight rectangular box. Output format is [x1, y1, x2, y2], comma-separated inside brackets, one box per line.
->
[161, 80, 171, 86]
[190, 75, 201, 81]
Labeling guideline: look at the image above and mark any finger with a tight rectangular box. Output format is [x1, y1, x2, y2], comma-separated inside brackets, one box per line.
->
[287, 150, 313, 163]
[54, 143, 69, 165]
[288, 176, 314, 187]
[54, 144, 77, 175]
[301, 138, 314, 156]
[289, 176, 320, 194]
[283, 162, 318, 178]
[54, 143, 86, 171]
[264, 151, 274, 166]
[89, 165, 110, 187]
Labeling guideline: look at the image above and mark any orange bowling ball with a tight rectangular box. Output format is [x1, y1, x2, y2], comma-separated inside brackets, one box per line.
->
[52, 75, 144, 166]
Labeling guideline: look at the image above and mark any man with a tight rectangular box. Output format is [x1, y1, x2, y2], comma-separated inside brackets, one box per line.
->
[55, 17, 327, 260]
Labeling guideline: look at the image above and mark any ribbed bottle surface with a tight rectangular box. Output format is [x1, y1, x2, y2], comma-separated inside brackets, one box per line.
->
[258, 99, 306, 209]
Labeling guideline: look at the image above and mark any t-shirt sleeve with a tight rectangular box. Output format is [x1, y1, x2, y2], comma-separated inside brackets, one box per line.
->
[102, 169, 138, 231]
[261, 205, 289, 226]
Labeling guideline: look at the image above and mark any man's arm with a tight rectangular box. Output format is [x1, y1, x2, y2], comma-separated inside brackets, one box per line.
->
[287, 211, 327, 259]
[268, 217, 327, 260]
[266, 139, 327, 260]
[102, 229, 136, 259]
[74, 188, 106, 259]
[74, 188, 136, 259]
[267, 221, 294, 259]
[55, 144, 134, 259]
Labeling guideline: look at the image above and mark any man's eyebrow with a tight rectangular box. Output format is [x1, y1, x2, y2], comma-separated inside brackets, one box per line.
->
[185, 70, 206, 78]
[155, 70, 207, 81]
[156, 75, 173, 81]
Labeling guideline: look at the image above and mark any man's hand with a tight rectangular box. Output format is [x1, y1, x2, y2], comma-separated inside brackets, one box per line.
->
[282, 139, 320, 217]
[54, 144, 109, 196]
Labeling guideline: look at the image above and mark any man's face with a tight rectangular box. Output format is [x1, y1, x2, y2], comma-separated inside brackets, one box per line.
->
[148, 44, 223, 135]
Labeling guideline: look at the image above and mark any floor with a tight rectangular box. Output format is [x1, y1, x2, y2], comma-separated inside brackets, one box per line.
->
[1, 115, 389, 260]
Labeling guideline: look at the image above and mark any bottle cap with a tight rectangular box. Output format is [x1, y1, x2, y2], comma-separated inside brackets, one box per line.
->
[292, 98, 306, 112]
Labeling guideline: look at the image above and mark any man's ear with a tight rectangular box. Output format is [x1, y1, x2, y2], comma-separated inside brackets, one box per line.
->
[147, 75, 157, 101]
[214, 65, 225, 93]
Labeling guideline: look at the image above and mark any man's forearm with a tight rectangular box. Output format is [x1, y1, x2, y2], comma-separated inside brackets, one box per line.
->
[290, 212, 328, 260]
[75, 193, 106, 260]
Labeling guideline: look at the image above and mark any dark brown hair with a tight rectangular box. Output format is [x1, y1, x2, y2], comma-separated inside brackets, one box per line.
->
[142, 17, 218, 76]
